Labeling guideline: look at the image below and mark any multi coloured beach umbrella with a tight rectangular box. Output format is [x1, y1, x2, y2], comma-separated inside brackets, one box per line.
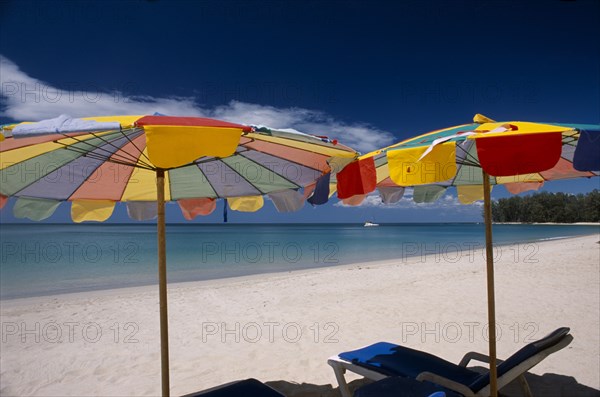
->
[334, 114, 600, 396]
[0, 114, 359, 396]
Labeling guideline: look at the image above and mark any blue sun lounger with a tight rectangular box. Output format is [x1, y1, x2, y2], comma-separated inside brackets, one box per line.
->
[354, 376, 463, 397]
[328, 327, 573, 397]
[182, 378, 285, 397]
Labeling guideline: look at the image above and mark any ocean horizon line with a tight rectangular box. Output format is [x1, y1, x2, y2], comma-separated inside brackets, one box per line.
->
[1, 223, 598, 300]
[2, 221, 598, 226]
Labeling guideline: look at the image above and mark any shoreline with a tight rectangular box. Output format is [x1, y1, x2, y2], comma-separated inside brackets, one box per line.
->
[0, 254, 414, 305]
[2, 231, 599, 302]
[494, 222, 600, 226]
[2, 221, 599, 225]
[1, 235, 598, 396]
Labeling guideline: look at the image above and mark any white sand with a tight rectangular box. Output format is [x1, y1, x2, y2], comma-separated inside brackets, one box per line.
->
[1, 235, 598, 396]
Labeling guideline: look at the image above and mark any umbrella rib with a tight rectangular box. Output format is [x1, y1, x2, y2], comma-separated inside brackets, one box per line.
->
[55, 129, 154, 169]
[53, 130, 149, 168]
[192, 164, 221, 199]
[101, 157, 156, 171]
[86, 129, 141, 160]
[190, 159, 246, 199]
[239, 143, 329, 174]
[118, 128, 154, 168]
[64, 158, 122, 202]
[190, 145, 333, 176]
[191, 156, 217, 166]
[98, 145, 154, 170]
[0, 142, 138, 198]
[440, 141, 482, 187]
[55, 130, 139, 164]
[89, 128, 154, 168]
[455, 142, 481, 168]
[104, 154, 153, 170]
[52, 141, 123, 164]
[460, 158, 480, 167]
[53, 143, 155, 171]
[220, 157, 267, 196]
[54, 143, 141, 168]
[237, 152, 302, 189]
[562, 134, 578, 147]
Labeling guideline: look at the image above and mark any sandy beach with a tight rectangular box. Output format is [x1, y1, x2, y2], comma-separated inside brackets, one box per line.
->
[1, 234, 598, 397]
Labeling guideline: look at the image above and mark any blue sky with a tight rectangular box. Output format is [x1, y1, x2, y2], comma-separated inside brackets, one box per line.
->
[1, 0, 599, 223]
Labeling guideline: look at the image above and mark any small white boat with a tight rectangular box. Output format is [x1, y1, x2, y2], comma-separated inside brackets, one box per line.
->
[364, 221, 379, 227]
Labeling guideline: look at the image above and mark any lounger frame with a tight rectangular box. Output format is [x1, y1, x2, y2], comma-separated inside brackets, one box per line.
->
[328, 334, 573, 397]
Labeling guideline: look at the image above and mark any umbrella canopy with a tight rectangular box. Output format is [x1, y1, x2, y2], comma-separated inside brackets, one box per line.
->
[0, 114, 359, 396]
[334, 114, 600, 397]
[0, 114, 357, 221]
[336, 114, 599, 205]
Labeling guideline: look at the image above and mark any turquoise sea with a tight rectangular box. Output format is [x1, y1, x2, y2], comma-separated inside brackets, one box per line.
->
[1, 223, 598, 299]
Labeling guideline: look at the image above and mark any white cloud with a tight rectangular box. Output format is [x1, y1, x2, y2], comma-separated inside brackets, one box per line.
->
[0, 55, 394, 153]
[209, 101, 395, 152]
[0, 56, 205, 120]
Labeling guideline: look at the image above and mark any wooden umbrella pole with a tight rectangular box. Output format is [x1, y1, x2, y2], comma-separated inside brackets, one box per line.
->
[157, 169, 170, 397]
[482, 170, 498, 397]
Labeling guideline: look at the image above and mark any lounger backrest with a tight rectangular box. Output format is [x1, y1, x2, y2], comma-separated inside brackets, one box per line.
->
[468, 327, 571, 392]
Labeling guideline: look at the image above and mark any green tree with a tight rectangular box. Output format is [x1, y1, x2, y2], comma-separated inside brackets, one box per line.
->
[491, 190, 600, 223]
